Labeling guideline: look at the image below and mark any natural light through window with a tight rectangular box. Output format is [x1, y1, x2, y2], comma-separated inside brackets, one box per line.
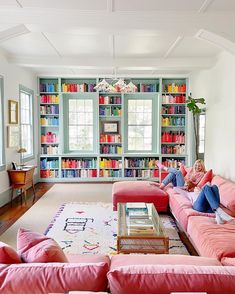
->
[128, 99, 152, 151]
[20, 89, 33, 158]
[198, 112, 205, 154]
[68, 99, 93, 151]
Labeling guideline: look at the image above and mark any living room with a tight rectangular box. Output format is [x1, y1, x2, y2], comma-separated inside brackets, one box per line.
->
[0, 1, 235, 293]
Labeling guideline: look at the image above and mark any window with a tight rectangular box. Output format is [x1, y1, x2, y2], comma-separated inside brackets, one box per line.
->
[0, 76, 5, 170]
[125, 95, 158, 152]
[20, 85, 34, 160]
[198, 110, 206, 157]
[64, 96, 97, 153]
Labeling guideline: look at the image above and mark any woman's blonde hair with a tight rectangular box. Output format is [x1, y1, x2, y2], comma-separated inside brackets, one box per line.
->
[193, 159, 206, 173]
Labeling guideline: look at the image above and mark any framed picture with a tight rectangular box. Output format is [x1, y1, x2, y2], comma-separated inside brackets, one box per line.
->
[8, 100, 18, 124]
[7, 125, 19, 148]
[102, 121, 119, 134]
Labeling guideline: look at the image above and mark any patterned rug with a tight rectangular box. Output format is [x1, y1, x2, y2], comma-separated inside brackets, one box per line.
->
[45, 202, 189, 255]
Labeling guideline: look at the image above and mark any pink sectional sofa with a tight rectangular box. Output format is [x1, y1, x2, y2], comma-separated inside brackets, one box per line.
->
[166, 175, 235, 261]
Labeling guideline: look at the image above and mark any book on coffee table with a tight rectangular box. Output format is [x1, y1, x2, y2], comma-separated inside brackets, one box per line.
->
[128, 209, 149, 219]
[126, 202, 147, 210]
[128, 217, 154, 229]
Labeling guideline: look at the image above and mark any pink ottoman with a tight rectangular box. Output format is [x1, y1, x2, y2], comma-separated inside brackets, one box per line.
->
[112, 181, 169, 211]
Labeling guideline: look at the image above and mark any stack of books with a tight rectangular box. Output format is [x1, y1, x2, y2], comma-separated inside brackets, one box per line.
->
[126, 203, 155, 235]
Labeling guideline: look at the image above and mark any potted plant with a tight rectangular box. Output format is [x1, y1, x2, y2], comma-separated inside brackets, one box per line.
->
[186, 95, 206, 160]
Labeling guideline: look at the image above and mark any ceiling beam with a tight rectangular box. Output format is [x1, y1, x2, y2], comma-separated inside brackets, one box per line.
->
[198, 0, 215, 13]
[0, 24, 30, 43]
[164, 36, 183, 58]
[8, 56, 215, 70]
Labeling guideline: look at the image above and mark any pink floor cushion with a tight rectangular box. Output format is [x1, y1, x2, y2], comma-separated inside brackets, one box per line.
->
[110, 254, 221, 269]
[0, 242, 21, 264]
[17, 228, 68, 263]
[0, 262, 109, 294]
[108, 264, 235, 294]
[187, 216, 235, 260]
[168, 188, 214, 231]
[212, 175, 235, 212]
[112, 181, 169, 211]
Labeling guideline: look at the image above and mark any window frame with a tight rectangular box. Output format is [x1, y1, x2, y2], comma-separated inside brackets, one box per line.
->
[124, 93, 159, 153]
[198, 109, 206, 159]
[19, 85, 35, 162]
[0, 76, 6, 171]
[63, 93, 98, 154]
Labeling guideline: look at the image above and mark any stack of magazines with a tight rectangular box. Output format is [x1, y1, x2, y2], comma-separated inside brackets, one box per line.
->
[126, 203, 154, 234]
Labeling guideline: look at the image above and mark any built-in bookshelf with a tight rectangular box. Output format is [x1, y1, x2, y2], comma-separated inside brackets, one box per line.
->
[38, 77, 188, 182]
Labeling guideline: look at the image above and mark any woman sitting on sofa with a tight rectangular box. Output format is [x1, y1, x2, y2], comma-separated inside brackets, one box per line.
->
[157, 159, 206, 191]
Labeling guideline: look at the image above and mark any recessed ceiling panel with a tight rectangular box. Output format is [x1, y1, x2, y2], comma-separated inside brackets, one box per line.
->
[169, 37, 221, 57]
[0, 33, 59, 56]
[45, 33, 111, 57]
[0, 0, 19, 7]
[206, 0, 235, 11]
[114, 0, 205, 11]
[19, 0, 107, 10]
[115, 35, 176, 58]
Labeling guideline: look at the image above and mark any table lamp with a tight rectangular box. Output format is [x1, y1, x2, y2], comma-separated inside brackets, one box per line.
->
[17, 148, 27, 167]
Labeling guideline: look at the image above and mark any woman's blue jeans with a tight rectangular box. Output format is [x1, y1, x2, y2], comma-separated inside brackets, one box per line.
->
[193, 184, 220, 213]
[162, 168, 185, 187]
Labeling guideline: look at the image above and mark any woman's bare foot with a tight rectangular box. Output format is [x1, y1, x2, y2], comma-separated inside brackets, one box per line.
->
[156, 160, 167, 171]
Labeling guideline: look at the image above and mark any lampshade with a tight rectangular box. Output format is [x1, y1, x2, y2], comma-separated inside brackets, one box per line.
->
[17, 148, 27, 153]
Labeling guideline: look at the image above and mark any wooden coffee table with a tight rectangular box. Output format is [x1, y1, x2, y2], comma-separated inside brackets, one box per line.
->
[117, 203, 169, 254]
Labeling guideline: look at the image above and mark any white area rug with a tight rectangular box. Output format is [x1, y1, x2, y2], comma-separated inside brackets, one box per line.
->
[45, 202, 189, 255]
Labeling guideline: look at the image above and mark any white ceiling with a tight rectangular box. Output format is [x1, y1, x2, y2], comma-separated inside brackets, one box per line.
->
[0, 0, 235, 76]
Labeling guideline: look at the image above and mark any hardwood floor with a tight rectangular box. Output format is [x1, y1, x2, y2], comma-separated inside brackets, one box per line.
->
[0, 182, 197, 255]
[0, 182, 54, 236]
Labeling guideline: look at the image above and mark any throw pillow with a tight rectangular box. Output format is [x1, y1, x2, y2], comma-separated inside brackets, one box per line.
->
[17, 228, 68, 263]
[197, 169, 213, 189]
[179, 164, 187, 177]
[0, 241, 21, 264]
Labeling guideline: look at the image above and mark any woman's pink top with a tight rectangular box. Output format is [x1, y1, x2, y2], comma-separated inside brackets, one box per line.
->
[185, 169, 205, 186]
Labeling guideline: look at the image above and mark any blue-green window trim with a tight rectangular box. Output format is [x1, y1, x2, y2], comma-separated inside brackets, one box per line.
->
[0, 76, 6, 171]
[63, 93, 98, 154]
[19, 84, 35, 162]
[124, 93, 159, 153]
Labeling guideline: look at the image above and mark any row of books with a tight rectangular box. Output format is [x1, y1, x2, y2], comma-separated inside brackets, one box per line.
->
[161, 145, 186, 155]
[99, 96, 121, 105]
[162, 105, 185, 114]
[40, 170, 59, 178]
[162, 117, 185, 127]
[61, 159, 97, 169]
[100, 159, 122, 169]
[40, 105, 59, 115]
[162, 95, 186, 104]
[40, 95, 59, 104]
[161, 132, 185, 143]
[124, 158, 159, 169]
[162, 159, 185, 169]
[62, 170, 97, 178]
[61, 83, 95, 93]
[162, 84, 186, 93]
[40, 83, 59, 93]
[41, 146, 59, 155]
[40, 159, 59, 169]
[100, 134, 121, 143]
[41, 133, 59, 144]
[100, 145, 122, 155]
[99, 169, 122, 178]
[139, 84, 158, 92]
[124, 169, 159, 178]
[40, 117, 59, 126]
[99, 106, 121, 117]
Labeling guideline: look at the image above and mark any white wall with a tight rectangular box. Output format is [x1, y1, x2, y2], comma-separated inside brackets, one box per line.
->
[0, 52, 37, 206]
[190, 51, 235, 182]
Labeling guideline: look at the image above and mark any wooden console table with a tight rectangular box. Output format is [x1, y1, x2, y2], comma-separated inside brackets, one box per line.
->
[8, 166, 36, 206]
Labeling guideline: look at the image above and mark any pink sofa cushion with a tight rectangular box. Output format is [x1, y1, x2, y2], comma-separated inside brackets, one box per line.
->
[110, 254, 221, 269]
[0, 242, 21, 264]
[66, 254, 110, 266]
[187, 216, 235, 260]
[17, 228, 68, 263]
[108, 264, 235, 294]
[221, 257, 235, 266]
[197, 169, 213, 188]
[167, 187, 214, 231]
[112, 181, 169, 211]
[0, 261, 109, 294]
[212, 175, 235, 212]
